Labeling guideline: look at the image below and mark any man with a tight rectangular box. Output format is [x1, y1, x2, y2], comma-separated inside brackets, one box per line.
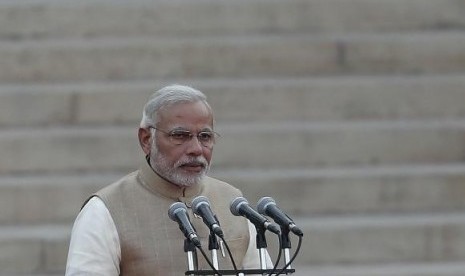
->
[66, 84, 268, 275]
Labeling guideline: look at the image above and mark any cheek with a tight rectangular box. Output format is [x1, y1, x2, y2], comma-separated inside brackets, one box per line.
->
[157, 142, 214, 164]
[162, 144, 196, 162]
[203, 148, 213, 163]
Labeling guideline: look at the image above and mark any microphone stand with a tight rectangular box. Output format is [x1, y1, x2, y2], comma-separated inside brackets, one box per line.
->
[184, 238, 198, 276]
[255, 226, 268, 271]
[208, 231, 220, 273]
[184, 231, 296, 276]
[280, 227, 292, 271]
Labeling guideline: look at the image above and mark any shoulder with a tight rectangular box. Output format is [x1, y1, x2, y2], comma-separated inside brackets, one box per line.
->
[79, 197, 113, 224]
[86, 171, 138, 205]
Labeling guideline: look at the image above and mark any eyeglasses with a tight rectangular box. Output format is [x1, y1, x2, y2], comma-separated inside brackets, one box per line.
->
[149, 127, 220, 148]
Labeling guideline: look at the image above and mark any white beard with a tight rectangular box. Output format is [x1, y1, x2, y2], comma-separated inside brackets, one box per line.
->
[150, 141, 209, 187]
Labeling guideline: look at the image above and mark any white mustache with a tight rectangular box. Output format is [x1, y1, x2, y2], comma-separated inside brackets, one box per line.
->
[175, 157, 208, 168]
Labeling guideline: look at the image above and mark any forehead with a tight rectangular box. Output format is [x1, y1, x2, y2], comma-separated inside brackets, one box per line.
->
[157, 101, 213, 129]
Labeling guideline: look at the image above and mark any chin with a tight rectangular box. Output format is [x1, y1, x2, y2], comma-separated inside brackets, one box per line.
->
[171, 170, 206, 187]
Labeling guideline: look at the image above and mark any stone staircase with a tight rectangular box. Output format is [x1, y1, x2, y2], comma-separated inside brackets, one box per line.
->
[0, 0, 465, 275]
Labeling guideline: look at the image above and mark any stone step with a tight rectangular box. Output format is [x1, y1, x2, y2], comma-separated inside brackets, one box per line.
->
[217, 164, 465, 217]
[9, 274, 62, 276]
[1, 164, 465, 225]
[0, 173, 115, 225]
[10, 275, 62, 276]
[1, 121, 465, 174]
[290, 212, 465, 265]
[7, 264, 465, 276]
[216, 120, 465, 169]
[0, 224, 71, 274]
[2, 213, 465, 274]
[1, 32, 465, 83]
[1, 74, 465, 127]
[292, 262, 465, 276]
[0, 0, 464, 40]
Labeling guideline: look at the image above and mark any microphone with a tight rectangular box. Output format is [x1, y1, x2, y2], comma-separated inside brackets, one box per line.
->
[257, 197, 303, 236]
[192, 196, 224, 238]
[168, 202, 201, 247]
[230, 197, 280, 235]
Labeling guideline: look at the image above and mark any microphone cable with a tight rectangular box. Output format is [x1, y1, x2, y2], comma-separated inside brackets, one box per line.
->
[219, 228, 283, 276]
[197, 245, 223, 276]
[267, 233, 283, 276]
[219, 236, 240, 276]
[273, 235, 303, 276]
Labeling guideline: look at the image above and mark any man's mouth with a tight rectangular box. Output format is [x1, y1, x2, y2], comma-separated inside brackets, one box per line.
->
[180, 162, 205, 173]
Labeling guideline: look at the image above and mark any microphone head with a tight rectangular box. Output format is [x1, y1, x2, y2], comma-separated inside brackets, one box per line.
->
[230, 197, 248, 216]
[191, 196, 210, 215]
[168, 202, 187, 221]
[257, 196, 276, 214]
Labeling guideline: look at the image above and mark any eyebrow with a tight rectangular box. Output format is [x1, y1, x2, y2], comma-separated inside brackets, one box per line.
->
[169, 127, 213, 132]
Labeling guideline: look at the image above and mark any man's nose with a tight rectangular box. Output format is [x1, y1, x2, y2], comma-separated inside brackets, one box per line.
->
[185, 136, 203, 155]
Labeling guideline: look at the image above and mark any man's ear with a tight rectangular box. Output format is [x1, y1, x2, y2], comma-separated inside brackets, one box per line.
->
[138, 127, 152, 155]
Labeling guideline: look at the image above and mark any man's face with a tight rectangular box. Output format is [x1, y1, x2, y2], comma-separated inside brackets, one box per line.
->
[150, 101, 214, 187]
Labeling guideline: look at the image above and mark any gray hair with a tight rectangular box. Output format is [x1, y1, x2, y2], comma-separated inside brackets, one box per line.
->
[140, 84, 211, 128]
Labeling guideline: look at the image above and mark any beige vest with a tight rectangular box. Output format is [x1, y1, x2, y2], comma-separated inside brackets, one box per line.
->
[88, 160, 250, 276]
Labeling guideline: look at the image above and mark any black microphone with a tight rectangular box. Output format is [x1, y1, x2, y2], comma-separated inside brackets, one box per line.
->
[192, 196, 224, 238]
[230, 197, 280, 235]
[257, 197, 303, 236]
[168, 202, 201, 247]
